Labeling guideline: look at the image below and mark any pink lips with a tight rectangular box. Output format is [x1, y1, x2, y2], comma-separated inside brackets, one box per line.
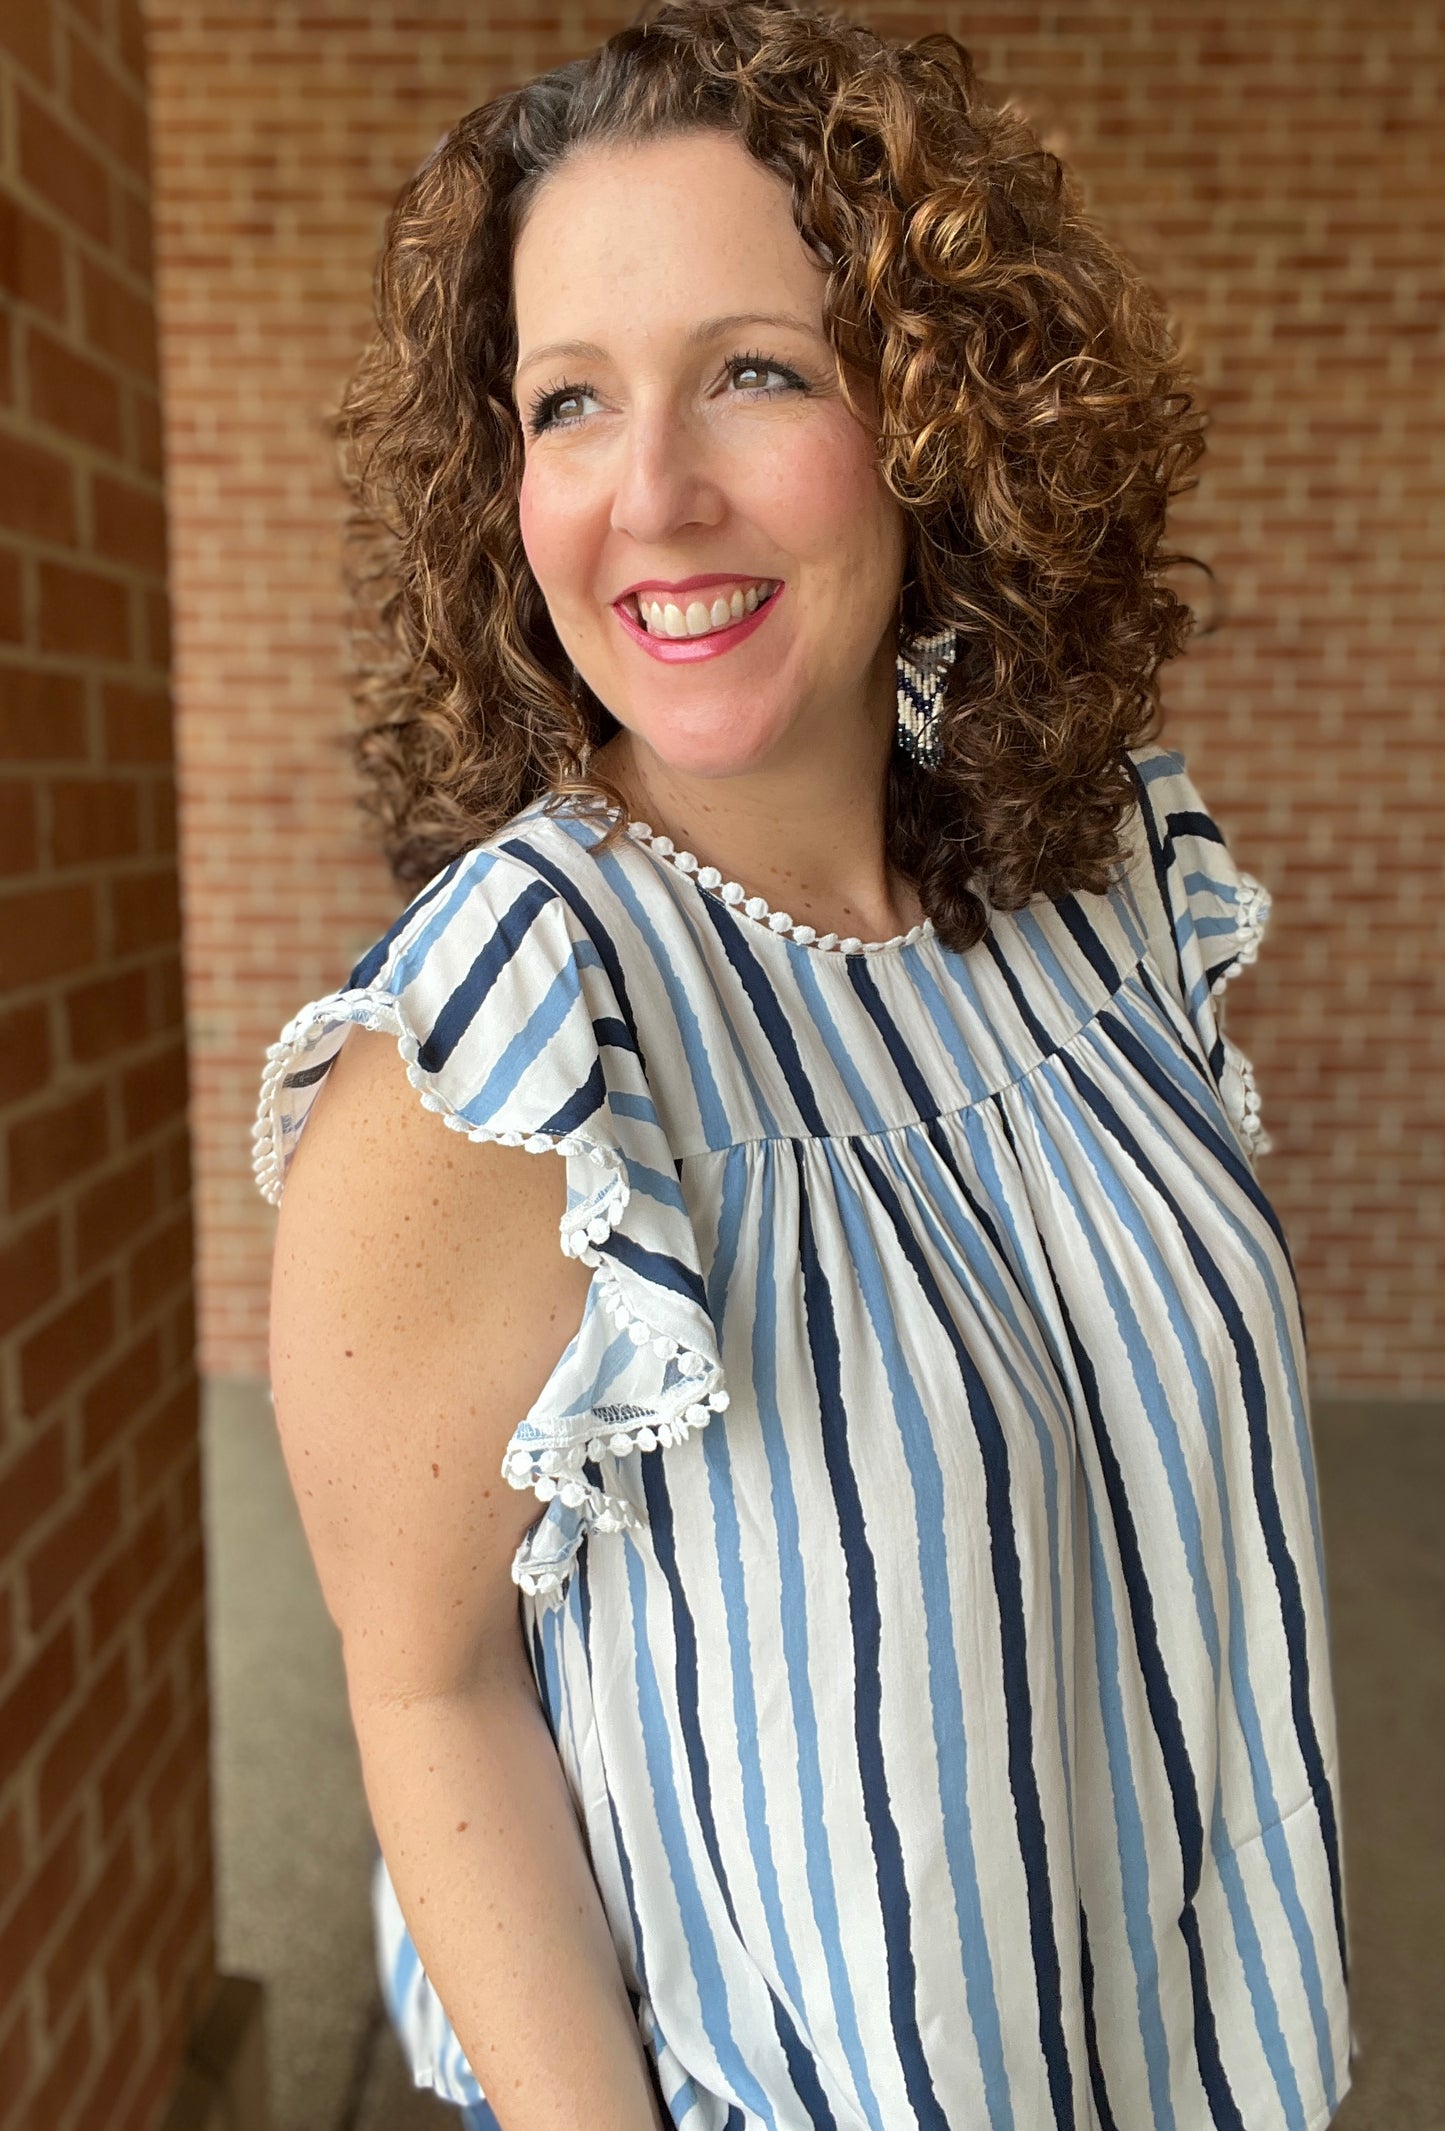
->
[612, 585, 783, 663]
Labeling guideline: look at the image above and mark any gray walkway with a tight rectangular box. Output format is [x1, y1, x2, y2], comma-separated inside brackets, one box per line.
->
[202, 1379, 1443, 2131]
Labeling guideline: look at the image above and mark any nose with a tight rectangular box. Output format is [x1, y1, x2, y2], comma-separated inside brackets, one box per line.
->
[608, 399, 726, 547]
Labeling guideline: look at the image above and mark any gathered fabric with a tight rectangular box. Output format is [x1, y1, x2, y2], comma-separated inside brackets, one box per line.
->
[256, 743, 1350, 2130]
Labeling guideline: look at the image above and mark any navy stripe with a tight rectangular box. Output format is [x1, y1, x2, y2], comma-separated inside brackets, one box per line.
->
[923, 1112, 1025, 1282]
[846, 956, 943, 1118]
[418, 874, 556, 1072]
[536, 1053, 606, 1138]
[855, 1137, 1078, 2131]
[347, 850, 467, 988]
[1170, 806, 1229, 850]
[638, 1449, 841, 2130]
[1059, 1049, 1348, 1983]
[592, 1014, 638, 1054]
[1126, 753, 1194, 1018]
[282, 1053, 336, 1090]
[1060, 1051, 1350, 2046]
[1134, 957, 1220, 1103]
[1007, 1063, 1244, 2126]
[605, 1226, 711, 1315]
[698, 898, 830, 1137]
[498, 839, 648, 1077]
[795, 1143, 951, 2130]
[982, 930, 1061, 1054]
[1098, 1007, 1292, 1261]
[1054, 891, 1124, 994]
[1079, 1903, 1121, 2131]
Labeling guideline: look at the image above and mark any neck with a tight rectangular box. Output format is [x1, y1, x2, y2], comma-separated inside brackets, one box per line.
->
[591, 717, 925, 947]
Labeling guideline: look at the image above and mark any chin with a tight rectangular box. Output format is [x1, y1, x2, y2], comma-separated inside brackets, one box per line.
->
[624, 705, 794, 783]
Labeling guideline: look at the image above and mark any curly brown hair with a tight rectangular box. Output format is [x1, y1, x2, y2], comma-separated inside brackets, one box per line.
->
[338, 0, 1209, 952]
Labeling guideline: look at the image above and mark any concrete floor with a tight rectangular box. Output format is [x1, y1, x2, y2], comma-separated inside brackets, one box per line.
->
[1311, 1400, 1445, 2131]
[201, 1380, 1443, 2131]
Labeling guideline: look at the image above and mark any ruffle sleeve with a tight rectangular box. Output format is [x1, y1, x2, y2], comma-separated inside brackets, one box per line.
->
[252, 844, 728, 1613]
[1126, 743, 1274, 1163]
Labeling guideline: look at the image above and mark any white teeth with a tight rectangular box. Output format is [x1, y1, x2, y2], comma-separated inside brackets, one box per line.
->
[635, 580, 775, 638]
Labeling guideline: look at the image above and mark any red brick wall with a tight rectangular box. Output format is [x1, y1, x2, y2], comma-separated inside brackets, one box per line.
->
[0, 5, 214, 2128]
[147, 0, 1442, 1396]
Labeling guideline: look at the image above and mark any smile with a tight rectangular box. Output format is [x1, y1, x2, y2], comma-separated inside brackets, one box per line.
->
[612, 580, 783, 663]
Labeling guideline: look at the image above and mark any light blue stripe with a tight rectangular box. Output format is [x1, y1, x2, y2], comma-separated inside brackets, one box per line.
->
[1107, 863, 1154, 966]
[698, 1147, 841, 2098]
[609, 1087, 664, 1126]
[1079, 1473, 1179, 2130]
[1137, 746, 1186, 792]
[623, 1537, 783, 2125]
[1012, 905, 1101, 1024]
[826, 1146, 1013, 2129]
[388, 846, 513, 993]
[789, 950, 891, 1131]
[1028, 1029, 1322, 2119]
[551, 817, 741, 1148]
[628, 1167, 690, 1218]
[458, 960, 578, 1123]
[1098, 1012, 1339, 2099]
[750, 1141, 885, 2128]
[907, 956, 1003, 1100]
[889, 1116, 1079, 1864]
[1113, 971, 1237, 1141]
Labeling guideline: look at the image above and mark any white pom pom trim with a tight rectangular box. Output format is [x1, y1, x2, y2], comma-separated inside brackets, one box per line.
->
[1221, 1034, 1274, 1161]
[1200, 871, 1274, 1162]
[252, 987, 730, 1611]
[1209, 872, 1272, 997]
[624, 821, 934, 954]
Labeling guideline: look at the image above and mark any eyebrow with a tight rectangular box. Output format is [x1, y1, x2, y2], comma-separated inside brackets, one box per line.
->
[512, 310, 823, 388]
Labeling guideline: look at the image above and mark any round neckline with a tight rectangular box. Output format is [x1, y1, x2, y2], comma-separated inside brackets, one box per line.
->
[622, 817, 936, 956]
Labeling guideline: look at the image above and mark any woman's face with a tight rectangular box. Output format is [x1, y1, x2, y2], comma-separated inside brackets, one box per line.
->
[511, 129, 907, 786]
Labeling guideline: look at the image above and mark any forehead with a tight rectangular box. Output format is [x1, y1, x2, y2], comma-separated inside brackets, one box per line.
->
[511, 130, 827, 370]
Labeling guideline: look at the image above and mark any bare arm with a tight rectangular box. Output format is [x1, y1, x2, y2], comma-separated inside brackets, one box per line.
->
[268, 1026, 666, 2131]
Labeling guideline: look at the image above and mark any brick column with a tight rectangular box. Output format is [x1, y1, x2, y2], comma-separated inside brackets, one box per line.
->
[0, 5, 244, 2128]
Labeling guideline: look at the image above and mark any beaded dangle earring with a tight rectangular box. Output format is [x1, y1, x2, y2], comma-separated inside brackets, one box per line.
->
[895, 624, 958, 769]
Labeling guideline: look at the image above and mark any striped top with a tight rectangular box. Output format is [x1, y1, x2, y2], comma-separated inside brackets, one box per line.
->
[254, 742, 1353, 2131]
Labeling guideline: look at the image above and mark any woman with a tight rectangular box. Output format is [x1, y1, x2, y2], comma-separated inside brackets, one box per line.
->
[255, 4, 1353, 2126]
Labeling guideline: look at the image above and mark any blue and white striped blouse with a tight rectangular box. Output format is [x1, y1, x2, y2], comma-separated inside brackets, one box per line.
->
[254, 742, 1353, 2130]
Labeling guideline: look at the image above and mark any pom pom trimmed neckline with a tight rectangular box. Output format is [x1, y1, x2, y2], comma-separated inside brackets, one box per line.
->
[623, 818, 935, 955]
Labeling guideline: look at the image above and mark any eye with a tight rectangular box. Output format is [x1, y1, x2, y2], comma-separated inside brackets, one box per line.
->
[726, 351, 808, 398]
[524, 352, 809, 437]
[525, 381, 601, 436]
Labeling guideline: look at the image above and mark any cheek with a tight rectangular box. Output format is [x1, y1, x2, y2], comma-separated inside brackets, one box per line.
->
[516, 463, 587, 596]
[516, 468, 551, 583]
[750, 415, 892, 561]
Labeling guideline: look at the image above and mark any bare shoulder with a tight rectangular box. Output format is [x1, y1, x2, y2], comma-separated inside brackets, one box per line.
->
[268, 1025, 593, 1699]
[280, 1014, 544, 1223]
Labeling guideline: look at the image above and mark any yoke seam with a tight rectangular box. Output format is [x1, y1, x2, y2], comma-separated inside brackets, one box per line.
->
[669, 946, 1155, 1163]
